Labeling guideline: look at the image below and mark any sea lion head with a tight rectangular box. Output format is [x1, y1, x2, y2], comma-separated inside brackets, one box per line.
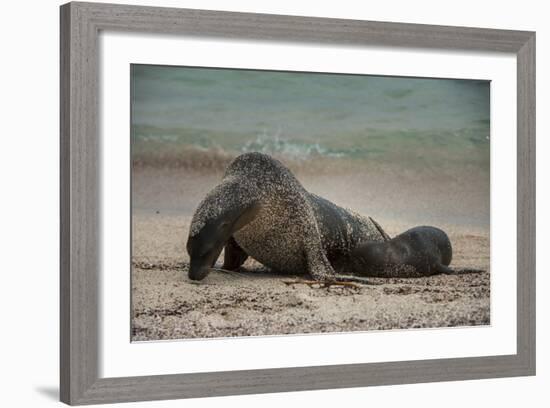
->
[186, 179, 260, 281]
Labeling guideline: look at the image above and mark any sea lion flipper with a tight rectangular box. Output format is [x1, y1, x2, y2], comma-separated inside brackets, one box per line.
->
[435, 263, 454, 275]
[451, 267, 486, 274]
[305, 246, 336, 281]
[368, 216, 391, 241]
[222, 236, 249, 271]
[302, 221, 337, 280]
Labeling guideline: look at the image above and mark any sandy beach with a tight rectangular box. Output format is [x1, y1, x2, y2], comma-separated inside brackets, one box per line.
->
[131, 161, 490, 341]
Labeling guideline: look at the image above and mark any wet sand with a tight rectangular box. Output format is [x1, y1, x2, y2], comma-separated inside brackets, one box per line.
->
[131, 163, 490, 341]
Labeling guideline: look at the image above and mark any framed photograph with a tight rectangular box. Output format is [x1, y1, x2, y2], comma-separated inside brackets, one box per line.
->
[60, 1, 535, 405]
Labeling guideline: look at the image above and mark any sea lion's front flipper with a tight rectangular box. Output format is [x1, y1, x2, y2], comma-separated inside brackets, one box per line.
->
[222, 236, 249, 271]
[301, 203, 338, 280]
[304, 240, 336, 280]
[333, 274, 380, 285]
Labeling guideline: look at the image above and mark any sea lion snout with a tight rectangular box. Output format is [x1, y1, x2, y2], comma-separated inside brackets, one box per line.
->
[186, 189, 261, 281]
[188, 258, 214, 281]
[186, 231, 226, 281]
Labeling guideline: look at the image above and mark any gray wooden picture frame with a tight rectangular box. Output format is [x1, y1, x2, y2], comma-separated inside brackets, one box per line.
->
[60, 1, 536, 405]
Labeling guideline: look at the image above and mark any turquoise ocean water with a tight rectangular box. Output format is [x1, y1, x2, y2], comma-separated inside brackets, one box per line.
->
[131, 64, 490, 170]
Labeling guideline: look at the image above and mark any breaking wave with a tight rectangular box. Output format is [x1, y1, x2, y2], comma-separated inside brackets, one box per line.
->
[240, 130, 345, 159]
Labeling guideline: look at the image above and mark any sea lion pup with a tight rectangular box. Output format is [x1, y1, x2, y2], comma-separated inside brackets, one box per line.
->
[351, 226, 483, 277]
[186, 152, 390, 282]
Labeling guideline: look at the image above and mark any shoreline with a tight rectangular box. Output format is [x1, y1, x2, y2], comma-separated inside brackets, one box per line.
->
[132, 161, 490, 227]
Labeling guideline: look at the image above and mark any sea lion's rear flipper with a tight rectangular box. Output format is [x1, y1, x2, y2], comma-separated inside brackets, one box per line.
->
[222, 236, 249, 271]
[368, 216, 391, 242]
[451, 267, 486, 274]
[436, 264, 486, 275]
[435, 263, 454, 275]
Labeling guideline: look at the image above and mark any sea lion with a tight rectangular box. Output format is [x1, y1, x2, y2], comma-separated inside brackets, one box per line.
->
[186, 152, 390, 282]
[351, 226, 484, 277]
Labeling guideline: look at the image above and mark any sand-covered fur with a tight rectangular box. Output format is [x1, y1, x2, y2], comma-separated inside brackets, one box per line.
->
[187, 153, 389, 282]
